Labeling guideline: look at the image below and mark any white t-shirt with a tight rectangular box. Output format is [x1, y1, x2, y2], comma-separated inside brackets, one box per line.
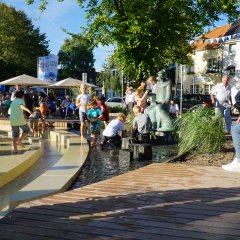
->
[169, 103, 179, 114]
[126, 92, 135, 104]
[211, 83, 231, 105]
[76, 93, 91, 112]
[103, 119, 124, 137]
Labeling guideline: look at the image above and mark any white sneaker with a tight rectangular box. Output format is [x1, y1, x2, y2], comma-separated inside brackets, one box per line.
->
[222, 158, 240, 171]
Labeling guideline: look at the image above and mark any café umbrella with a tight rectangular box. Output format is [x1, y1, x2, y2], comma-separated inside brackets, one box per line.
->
[48, 77, 98, 88]
[0, 74, 51, 86]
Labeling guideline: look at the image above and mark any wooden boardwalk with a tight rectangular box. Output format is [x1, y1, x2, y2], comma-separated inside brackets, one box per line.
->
[1, 163, 240, 239]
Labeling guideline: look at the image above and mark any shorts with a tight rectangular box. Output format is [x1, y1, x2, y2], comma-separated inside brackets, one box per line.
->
[79, 111, 87, 123]
[90, 123, 100, 134]
[11, 124, 31, 138]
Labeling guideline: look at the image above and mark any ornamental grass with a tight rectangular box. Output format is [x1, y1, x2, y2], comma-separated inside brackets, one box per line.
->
[174, 107, 225, 156]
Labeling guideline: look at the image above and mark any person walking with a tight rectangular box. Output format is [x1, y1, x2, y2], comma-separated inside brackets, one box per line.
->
[9, 90, 32, 154]
[210, 75, 232, 133]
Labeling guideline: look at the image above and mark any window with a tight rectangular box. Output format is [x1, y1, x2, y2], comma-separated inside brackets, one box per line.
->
[190, 85, 199, 94]
[204, 85, 212, 94]
[229, 44, 236, 55]
[111, 69, 117, 76]
[207, 58, 221, 73]
[186, 65, 195, 74]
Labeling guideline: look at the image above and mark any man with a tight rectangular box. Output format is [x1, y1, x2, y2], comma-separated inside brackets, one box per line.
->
[147, 76, 157, 93]
[169, 99, 180, 118]
[210, 75, 232, 133]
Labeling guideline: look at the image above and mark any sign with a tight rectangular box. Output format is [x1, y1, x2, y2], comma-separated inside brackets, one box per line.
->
[38, 54, 58, 82]
[82, 73, 87, 82]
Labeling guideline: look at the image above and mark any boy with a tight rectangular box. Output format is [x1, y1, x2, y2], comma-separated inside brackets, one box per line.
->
[132, 105, 152, 143]
[101, 113, 127, 147]
[87, 100, 103, 146]
[9, 90, 32, 154]
[38, 101, 49, 119]
[76, 84, 91, 141]
[29, 109, 46, 137]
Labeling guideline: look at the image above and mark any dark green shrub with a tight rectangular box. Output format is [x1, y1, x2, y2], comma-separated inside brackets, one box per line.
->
[107, 106, 128, 115]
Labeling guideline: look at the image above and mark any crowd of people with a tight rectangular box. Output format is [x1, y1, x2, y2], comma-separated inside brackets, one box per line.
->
[5, 74, 240, 172]
[1, 76, 182, 153]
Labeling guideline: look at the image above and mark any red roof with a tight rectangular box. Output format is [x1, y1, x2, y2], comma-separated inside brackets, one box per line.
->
[194, 24, 231, 50]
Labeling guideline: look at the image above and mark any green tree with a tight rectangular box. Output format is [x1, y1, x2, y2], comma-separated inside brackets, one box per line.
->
[0, 3, 49, 81]
[97, 56, 122, 95]
[58, 35, 95, 79]
[27, 0, 239, 80]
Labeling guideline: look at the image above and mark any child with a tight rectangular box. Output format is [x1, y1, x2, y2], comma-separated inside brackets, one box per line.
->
[29, 109, 46, 137]
[76, 84, 92, 141]
[9, 90, 32, 154]
[69, 99, 77, 118]
[38, 102, 49, 119]
[98, 96, 109, 128]
[87, 100, 103, 147]
[101, 113, 127, 147]
[132, 105, 152, 143]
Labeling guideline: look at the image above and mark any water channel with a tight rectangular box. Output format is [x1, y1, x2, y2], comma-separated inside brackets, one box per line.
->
[0, 131, 178, 216]
[70, 141, 178, 189]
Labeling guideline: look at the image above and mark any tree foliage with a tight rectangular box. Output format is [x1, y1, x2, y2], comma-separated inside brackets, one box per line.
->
[97, 56, 122, 95]
[58, 35, 95, 79]
[27, 0, 239, 80]
[0, 3, 49, 81]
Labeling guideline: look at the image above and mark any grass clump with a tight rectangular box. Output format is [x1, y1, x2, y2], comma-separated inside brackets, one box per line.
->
[174, 107, 225, 156]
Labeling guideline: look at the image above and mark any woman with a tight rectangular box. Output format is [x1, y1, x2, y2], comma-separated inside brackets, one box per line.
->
[135, 89, 148, 113]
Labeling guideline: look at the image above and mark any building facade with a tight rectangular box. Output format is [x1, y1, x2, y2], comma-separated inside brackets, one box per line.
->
[181, 25, 232, 95]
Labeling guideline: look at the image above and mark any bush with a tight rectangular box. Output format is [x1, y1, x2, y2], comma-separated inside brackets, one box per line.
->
[174, 107, 225, 156]
[107, 106, 128, 115]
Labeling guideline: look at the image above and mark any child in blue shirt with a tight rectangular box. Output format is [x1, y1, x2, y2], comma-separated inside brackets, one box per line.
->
[87, 100, 103, 146]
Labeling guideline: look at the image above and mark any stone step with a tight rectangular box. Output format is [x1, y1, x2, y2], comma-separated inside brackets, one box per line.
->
[0, 140, 42, 189]
[9, 137, 89, 209]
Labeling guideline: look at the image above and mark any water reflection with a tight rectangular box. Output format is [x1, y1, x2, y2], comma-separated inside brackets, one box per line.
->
[70, 144, 178, 189]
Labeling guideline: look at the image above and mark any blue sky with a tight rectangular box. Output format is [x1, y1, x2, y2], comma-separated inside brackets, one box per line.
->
[3, 0, 230, 72]
[3, 0, 114, 72]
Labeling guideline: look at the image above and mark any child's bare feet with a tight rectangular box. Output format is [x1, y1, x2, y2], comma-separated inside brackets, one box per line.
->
[16, 142, 25, 148]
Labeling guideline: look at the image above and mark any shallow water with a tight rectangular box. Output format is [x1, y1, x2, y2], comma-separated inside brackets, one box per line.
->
[70, 144, 178, 189]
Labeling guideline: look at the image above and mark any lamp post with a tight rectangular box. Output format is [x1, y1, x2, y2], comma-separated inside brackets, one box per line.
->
[179, 64, 183, 115]
[121, 70, 124, 109]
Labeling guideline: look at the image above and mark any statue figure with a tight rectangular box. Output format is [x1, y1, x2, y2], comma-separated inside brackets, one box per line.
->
[145, 70, 174, 133]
